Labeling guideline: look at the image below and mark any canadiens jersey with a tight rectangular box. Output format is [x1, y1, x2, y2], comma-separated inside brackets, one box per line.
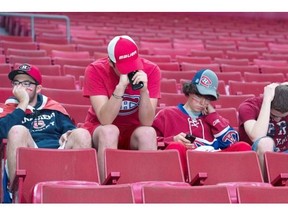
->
[153, 104, 239, 150]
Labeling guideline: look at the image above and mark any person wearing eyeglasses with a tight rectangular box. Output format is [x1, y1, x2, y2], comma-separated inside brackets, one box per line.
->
[152, 69, 252, 179]
[0, 63, 92, 203]
[238, 82, 288, 181]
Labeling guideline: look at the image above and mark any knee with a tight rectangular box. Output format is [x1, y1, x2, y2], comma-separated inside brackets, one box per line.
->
[256, 137, 275, 153]
[134, 126, 156, 141]
[96, 125, 119, 139]
[71, 128, 92, 148]
[93, 125, 119, 148]
[7, 125, 28, 138]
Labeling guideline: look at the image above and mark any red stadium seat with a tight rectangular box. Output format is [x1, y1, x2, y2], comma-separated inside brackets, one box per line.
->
[181, 63, 221, 72]
[41, 88, 90, 105]
[152, 48, 190, 60]
[142, 184, 232, 203]
[61, 103, 90, 125]
[212, 94, 255, 109]
[158, 92, 186, 107]
[264, 152, 288, 186]
[140, 54, 172, 63]
[0, 54, 5, 63]
[161, 70, 196, 83]
[0, 87, 13, 103]
[104, 149, 185, 184]
[216, 72, 243, 85]
[62, 65, 86, 82]
[7, 55, 52, 65]
[52, 57, 93, 68]
[221, 64, 260, 75]
[11, 147, 100, 203]
[213, 58, 249, 66]
[156, 62, 180, 71]
[104, 149, 189, 203]
[237, 185, 288, 203]
[6, 48, 47, 57]
[187, 150, 270, 203]
[175, 55, 212, 64]
[0, 74, 12, 88]
[0, 35, 33, 42]
[187, 150, 264, 186]
[0, 41, 38, 53]
[51, 50, 90, 59]
[38, 42, 77, 56]
[0, 63, 13, 75]
[228, 81, 269, 96]
[160, 79, 178, 93]
[41, 75, 77, 90]
[259, 65, 288, 74]
[225, 51, 260, 61]
[190, 50, 225, 60]
[243, 72, 285, 83]
[216, 107, 239, 130]
[33, 182, 134, 203]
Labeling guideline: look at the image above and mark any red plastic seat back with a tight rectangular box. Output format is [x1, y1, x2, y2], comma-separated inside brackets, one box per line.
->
[33, 181, 134, 203]
[16, 148, 100, 203]
[104, 149, 185, 184]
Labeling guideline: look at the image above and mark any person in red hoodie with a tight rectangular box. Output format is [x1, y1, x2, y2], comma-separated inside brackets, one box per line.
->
[152, 69, 251, 179]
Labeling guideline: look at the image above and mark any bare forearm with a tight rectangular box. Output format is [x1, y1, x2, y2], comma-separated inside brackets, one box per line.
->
[97, 85, 126, 125]
[138, 90, 156, 126]
[249, 98, 271, 141]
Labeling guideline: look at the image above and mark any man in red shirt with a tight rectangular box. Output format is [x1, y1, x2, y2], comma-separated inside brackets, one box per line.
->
[238, 82, 288, 180]
[82, 35, 161, 182]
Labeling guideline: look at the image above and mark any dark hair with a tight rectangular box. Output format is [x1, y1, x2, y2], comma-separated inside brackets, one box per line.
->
[271, 84, 288, 113]
[182, 81, 219, 101]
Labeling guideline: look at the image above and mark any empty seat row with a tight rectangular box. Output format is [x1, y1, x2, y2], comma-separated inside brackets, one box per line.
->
[4, 147, 288, 203]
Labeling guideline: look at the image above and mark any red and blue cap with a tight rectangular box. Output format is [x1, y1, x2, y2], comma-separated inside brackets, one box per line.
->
[192, 69, 219, 100]
[8, 63, 42, 85]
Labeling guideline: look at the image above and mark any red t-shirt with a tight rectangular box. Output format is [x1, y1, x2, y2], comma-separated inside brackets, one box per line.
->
[238, 96, 288, 151]
[82, 57, 161, 129]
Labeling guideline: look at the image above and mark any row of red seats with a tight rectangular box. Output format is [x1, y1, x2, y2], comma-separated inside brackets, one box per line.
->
[6, 147, 288, 203]
[4, 13, 288, 43]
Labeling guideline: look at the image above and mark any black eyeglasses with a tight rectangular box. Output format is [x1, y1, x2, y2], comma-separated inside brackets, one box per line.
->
[11, 80, 37, 87]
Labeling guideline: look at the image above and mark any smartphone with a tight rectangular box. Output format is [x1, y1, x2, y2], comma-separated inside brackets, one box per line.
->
[185, 134, 196, 143]
[127, 71, 144, 90]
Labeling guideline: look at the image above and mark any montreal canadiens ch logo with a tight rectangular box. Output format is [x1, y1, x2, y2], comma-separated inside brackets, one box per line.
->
[200, 75, 212, 87]
[119, 95, 140, 116]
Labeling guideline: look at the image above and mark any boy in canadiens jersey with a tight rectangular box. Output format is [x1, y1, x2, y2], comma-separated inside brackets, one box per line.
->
[153, 69, 251, 178]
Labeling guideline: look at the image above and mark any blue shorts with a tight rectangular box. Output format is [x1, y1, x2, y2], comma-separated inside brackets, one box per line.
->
[252, 136, 277, 151]
[251, 136, 288, 153]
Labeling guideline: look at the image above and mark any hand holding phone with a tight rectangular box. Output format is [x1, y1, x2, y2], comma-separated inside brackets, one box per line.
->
[127, 71, 144, 90]
[185, 133, 196, 143]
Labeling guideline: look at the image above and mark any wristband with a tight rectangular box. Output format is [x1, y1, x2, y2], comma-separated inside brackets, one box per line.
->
[112, 93, 124, 99]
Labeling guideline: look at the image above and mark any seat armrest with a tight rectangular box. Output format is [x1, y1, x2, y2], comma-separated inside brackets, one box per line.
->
[271, 173, 288, 186]
[189, 172, 208, 186]
[11, 169, 27, 203]
[102, 172, 120, 185]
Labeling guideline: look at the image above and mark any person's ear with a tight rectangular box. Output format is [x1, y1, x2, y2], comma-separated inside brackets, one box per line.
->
[36, 84, 42, 93]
